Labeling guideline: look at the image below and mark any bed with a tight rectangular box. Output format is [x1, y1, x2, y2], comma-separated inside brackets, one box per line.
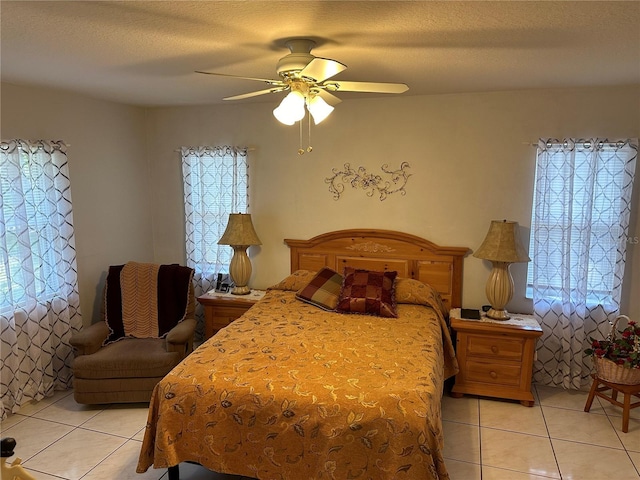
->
[137, 229, 469, 480]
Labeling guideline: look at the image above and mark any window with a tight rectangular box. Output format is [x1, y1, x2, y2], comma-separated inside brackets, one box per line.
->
[1, 139, 82, 419]
[0, 140, 79, 311]
[181, 145, 249, 293]
[527, 139, 637, 307]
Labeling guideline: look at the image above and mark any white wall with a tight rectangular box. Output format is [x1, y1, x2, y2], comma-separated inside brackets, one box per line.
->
[146, 85, 640, 318]
[1, 83, 153, 325]
[2, 82, 639, 322]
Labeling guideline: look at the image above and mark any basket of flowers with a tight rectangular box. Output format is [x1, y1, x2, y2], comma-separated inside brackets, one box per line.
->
[584, 315, 640, 385]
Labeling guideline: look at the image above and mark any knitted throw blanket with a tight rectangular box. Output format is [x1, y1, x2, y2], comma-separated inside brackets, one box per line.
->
[104, 262, 193, 345]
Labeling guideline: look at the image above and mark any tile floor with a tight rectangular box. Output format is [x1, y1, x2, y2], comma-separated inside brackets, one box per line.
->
[1, 384, 639, 479]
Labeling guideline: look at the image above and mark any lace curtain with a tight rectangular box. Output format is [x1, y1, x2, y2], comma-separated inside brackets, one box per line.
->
[0, 140, 82, 419]
[181, 146, 249, 337]
[531, 138, 637, 389]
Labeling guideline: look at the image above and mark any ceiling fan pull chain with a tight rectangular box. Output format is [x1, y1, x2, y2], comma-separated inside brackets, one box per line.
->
[298, 115, 305, 155]
[307, 114, 313, 153]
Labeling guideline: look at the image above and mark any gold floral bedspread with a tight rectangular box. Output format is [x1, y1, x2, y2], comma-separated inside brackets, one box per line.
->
[137, 273, 458, 480]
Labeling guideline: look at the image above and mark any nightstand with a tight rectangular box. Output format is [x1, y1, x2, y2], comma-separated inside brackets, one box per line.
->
[197, 290, 266, 340]
[449, 308, 543, 406]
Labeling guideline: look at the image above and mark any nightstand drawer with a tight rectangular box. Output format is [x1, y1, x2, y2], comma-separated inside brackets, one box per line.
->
[465, 360, 522, 386]
[467, 335, 523, 361]
[212, 305, 251, 320]
[211, 305, 253, 330]
[198, 291, 266, 340]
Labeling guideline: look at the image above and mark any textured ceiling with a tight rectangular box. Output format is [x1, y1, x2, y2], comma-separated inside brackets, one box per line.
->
[1, 1, 639, 107]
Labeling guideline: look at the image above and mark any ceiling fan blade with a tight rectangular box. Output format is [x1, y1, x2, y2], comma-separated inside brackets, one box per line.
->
[315, 89, 342, 106]
[196, 71, 282, 85]
[324, 81, 409, 94]
[224, 87, 286, 101]
[299, 57, 347, 82]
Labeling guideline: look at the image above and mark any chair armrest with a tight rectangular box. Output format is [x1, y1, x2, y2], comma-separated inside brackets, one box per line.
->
[70, 322, 109, 356]
[166, 318, 196, 358]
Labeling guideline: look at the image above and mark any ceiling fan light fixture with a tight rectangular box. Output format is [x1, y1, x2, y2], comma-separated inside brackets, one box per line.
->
[307, 95, 334, 125]
[198, 37, 409, 144]
[272, 104, 296, 125]
[273, 90, 306, 125]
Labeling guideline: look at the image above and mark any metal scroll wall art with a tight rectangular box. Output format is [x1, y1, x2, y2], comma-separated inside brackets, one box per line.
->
[325, 162, 411, 201]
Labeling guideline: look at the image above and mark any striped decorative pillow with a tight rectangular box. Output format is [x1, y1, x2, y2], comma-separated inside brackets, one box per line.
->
[295, 267, 343, 311]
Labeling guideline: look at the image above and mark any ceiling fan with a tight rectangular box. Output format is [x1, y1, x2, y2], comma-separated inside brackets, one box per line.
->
[196, 38, 409, 126]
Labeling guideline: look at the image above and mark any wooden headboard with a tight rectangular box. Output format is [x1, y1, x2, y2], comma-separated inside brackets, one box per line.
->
[285, 229, 470, 310]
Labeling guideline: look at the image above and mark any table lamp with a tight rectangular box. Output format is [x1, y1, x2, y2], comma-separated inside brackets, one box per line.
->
[218, 213, 261, 295]
[474, 220, 530, 320]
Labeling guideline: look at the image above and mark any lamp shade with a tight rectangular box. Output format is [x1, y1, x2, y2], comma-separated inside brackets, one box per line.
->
[307, 95, 334, 124]
[218, 213, 262, 247]
[273, 91, 306, 125]
[473, 220, 530, 263]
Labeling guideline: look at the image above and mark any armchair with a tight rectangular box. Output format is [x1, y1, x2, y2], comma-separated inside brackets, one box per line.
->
[70, 262, 196, 404]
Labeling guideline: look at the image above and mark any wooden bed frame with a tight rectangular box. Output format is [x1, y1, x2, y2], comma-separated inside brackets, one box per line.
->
[166, 229, 469, 480]
[285, 229, 470, 310]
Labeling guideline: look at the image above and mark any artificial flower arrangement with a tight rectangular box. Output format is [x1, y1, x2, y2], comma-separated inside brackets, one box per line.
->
[584, 316, 640, 385]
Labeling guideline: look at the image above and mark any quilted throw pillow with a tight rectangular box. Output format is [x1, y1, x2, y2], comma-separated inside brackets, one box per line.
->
[336, 267, 398, 318]
[295, 267, 343, 311]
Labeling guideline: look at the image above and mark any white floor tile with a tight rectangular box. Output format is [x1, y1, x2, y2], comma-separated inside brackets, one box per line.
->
[442, 420, 481, 464]
[133, 425, 148, 441]
[444, 458, 481, 480]
[480, 398, 548, 436]
[10, 384, 640, 480]
[615, 417, 640, 452]
[32, 393, 105, 427]
[442, 394, 479, 425]
[629, 450, 640, 473]
[10, 389, 74, 417]
[543, 405, 624, 449]
[1, 416, 74, 462]
[80, 403, 150, 438]
[0, 412, 27, 431]
[23, 427, 127, 480]
[599, 397, 640, 420]
[552, 438, 640, 479]
[22, 468, 67, 480]
[482, 465, 560, 479]
[82, 439, 164, 480]
[531, 384, 541, 405]
[481, 428, 560, 479]
[536, 384, 606, 413]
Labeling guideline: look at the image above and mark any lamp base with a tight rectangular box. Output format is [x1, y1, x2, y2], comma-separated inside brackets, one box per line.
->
[228, 246, 253, 296]
[230, 285, 251, 295]
[484, 261, 514, 321]
[486, 308, 511, 321]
